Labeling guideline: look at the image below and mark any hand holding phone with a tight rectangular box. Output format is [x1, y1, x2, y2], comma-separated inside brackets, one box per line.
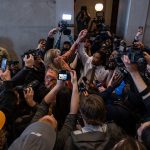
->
[58, 70, 70, 81]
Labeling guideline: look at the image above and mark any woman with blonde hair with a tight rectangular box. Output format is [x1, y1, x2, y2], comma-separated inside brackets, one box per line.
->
[44, 29, 87, 72]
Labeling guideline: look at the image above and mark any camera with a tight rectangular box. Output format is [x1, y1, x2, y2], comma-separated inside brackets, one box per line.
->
[58, 20, 71, 35]
[22, 49, 41, 60]
[78, 83, 87, 93]
[58, 70, 71, 81]
[15, 80, 40, 92]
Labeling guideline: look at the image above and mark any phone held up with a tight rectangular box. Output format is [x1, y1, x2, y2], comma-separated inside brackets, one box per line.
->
[1, 58, 7, 72]
[58, 70, 71, 81]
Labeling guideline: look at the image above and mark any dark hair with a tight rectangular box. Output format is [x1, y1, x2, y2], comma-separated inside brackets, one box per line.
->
[85, 38, 93, 45]
[138, 26, 143, 30]
[53, 87, 72, 130]
[141, 126, 150, 149]
[80, 94, 106, 125]
[94, 50, 107, 66]
[38, 38, 46, 44]
[81, 6, 87, 11]
[113, 137, 146, 150]
[0, 89, 18, 123]
[63, 41, 71, 46]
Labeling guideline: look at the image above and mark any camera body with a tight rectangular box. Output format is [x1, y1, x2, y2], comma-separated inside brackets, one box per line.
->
[58, 70, 71, 81]
[22, 49, 41, 59]
[58, 20, 71, 35]
[15, 80, 40, 92]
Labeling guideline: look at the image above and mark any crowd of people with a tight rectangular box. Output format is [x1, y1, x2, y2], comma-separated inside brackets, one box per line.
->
[0, 24, 150, 150]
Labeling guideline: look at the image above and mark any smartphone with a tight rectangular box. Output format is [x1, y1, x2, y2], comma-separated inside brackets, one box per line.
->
[1, 58, 7, 72]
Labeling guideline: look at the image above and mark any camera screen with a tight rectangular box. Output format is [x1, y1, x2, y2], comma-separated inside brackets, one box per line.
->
[58, 74, 67, 80]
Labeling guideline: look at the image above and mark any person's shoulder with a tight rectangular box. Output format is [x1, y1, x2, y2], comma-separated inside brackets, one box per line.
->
[85, 56, 92, 64]
[107, 122, 126, 138]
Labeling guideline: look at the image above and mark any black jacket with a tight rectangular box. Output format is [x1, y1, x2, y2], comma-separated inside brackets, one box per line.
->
[63, 123, 125, 150]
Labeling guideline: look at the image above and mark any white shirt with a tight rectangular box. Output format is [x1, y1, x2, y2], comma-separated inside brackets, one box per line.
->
[78, 43, 109, 83]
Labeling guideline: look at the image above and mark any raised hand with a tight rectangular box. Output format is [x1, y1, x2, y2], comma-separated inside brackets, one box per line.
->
[143, 51, 150, 65]
[110, 72, 123, 88]
[121, 55, 138, 73]
[48, 28, 59, 38]
[76, 29, 88, 43]
[23, 87, 36, 107]
[23, 54, 34, 68]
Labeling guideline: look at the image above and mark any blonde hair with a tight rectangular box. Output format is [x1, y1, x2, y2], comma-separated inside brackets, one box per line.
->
[44, 49, 60, 73]
[0, 47, 10, 61]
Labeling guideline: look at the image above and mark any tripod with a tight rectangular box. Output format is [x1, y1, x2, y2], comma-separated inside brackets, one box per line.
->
[54, 31, 74, 49]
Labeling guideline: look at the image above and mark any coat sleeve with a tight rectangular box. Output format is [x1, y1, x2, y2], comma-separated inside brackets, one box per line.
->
[54, 114, 77, 150]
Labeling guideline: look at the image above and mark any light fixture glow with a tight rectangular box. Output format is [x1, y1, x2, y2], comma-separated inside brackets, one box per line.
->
[62, 14, 72, 21]
[95, 3, 104, 11]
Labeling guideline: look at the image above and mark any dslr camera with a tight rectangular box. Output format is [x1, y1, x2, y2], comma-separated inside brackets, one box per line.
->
[58, 20, 71, 35]
[15, 80, 40, 92]
[22, 49, 41, 59]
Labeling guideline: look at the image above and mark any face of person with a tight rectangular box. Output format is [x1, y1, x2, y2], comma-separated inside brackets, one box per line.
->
[38, 40, 46, 50]
[138, 28, 143, 34]
[63, 44, 70, 50]
[55, 49, 61, 57]
[98, 86, 106, 93]
[137, 121, 150, 142]
[84, 39, 91, 49]
[108, 51, 118, 69]
[109, 51, 118, 61]
[92, 52, 102, 66]
[34, 56, 42, 67]
[45, 69, 57, 89]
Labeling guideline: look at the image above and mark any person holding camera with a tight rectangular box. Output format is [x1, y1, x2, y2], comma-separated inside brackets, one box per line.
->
[76, 6, 91, 34]
[9, 70, 79, 150]
[55, 83, 125, 150]
[121, 55, 150, 149]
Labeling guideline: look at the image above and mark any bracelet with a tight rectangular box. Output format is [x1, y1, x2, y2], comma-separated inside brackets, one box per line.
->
[139, 87, 150, 97]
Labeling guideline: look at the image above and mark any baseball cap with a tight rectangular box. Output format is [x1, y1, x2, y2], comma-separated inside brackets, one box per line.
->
[9, 121, 56, 150]
[0, 111, 6, 129]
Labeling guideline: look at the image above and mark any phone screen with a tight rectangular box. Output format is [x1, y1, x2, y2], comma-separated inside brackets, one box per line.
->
[1, 58, 7, 72]
[58, 73, 67, 80]
[115, 80, 125, 96]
